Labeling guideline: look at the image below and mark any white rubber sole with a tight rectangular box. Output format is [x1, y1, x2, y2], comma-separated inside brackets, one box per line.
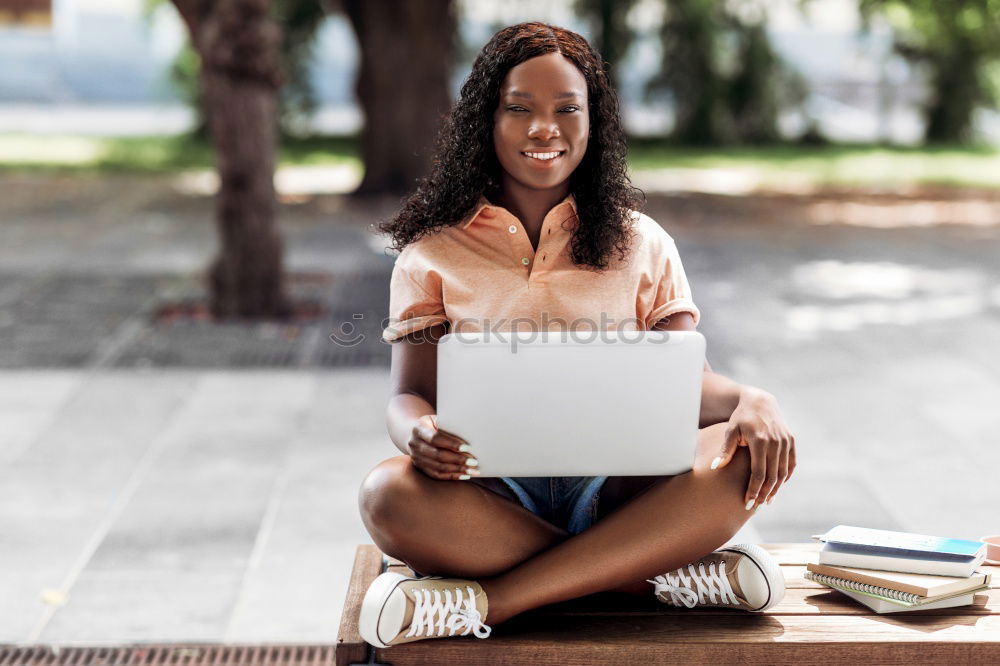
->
[358, 571, 411, 648]
[720, 543, 786, 611]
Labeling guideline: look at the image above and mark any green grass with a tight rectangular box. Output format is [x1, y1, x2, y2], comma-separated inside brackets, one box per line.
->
[2, 133, 999, 188]
[0, 134, 359, 172]
[627, 139, 1000, 189]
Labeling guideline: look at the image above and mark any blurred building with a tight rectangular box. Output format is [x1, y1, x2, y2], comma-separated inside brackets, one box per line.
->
[0, 0, 996, 142]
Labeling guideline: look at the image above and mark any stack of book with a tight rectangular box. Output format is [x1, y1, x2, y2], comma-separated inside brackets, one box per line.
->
[807, 525, 992, 614]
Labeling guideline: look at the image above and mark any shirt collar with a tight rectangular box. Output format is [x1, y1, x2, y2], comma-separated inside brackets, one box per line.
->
[459, 193, 578, 230]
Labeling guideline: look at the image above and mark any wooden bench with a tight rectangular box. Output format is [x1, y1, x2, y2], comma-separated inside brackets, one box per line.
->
[336, 543, 1000, 665]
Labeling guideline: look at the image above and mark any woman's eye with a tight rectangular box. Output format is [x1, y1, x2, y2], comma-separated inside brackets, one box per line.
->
[505, 106, 580, 113]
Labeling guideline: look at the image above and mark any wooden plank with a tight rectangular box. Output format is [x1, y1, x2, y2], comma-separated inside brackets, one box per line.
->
[764, 542, 820, 565]
[377, 641, 1000, 665]
[336, 545, 384, 666]
[345, 543, 1000, 665]
[376, 613, 1000, 665]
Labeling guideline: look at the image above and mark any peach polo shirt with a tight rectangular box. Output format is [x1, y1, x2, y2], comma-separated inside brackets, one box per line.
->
[381, 194, 700, 343]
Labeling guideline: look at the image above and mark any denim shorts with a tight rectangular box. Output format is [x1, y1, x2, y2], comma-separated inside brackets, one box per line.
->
[496, 476, 608, 535]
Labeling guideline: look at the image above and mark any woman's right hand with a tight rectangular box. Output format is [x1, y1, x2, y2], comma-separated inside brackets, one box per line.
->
[408, 414, 480, 481]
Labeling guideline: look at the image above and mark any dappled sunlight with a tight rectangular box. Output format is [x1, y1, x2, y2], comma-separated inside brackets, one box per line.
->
[632, 167, 815, 195]
[785, 260, 999, 336]
[171, 164, 362, 198]
[805, 199, 1000, 228]
[791, 260, 984, 299]
[275, 165, 362, 196]
[787, 294, 987, 335]
[0, 135, 104, 165]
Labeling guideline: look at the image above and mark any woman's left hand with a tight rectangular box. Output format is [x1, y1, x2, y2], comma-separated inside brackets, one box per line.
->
[711, 387, 795, 509]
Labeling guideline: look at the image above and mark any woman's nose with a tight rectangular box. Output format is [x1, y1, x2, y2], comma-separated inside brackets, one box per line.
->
[528, 122, 560, 140]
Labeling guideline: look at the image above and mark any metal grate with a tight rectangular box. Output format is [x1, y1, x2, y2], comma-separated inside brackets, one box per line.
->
[0, 269, 393, 369]
[0, 645, 338, 666]
[0, 273, 165, 369]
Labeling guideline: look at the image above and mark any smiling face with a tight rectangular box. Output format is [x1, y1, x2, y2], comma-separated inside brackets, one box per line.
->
[492, 52, 590, 195]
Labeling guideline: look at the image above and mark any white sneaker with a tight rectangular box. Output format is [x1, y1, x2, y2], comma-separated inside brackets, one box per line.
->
[648, 544, 785, 611]
[358, 572, 491, 648]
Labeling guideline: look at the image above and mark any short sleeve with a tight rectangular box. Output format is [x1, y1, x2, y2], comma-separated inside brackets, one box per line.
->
[642, 236, 701, 329]
[382, 248, 449, 343]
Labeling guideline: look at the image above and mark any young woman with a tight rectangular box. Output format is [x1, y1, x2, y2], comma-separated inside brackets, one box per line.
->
[357, 22, 796, 647]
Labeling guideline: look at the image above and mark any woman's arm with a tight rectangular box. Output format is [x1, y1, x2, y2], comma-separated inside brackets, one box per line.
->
[386, 323, 477, 480]
[653, 312, 796, 508]
[386, 323, 442, 455]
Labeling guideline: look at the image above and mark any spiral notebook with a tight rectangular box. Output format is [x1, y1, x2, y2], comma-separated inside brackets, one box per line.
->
[806, 562, 992, 598]
[804, 571, 989, 609]
[836, 588, 987, 614]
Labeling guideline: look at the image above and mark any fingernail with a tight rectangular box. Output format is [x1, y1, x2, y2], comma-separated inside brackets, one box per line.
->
[767, 496, 773, 505]
[465, 468, 480, 476]
[458, 444, 472, 453]
[745, 499, 756, 511]
[465, 457, 479, 467]
[459, 474, 471, 480]
[710, 456, 722, 470]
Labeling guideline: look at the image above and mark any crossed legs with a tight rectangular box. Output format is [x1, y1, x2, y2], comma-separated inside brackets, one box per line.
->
[358, 422, 755, 625]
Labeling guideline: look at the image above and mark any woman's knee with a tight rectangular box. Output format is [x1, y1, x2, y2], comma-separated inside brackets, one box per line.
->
[694, 424, 752, 478]
[722, 445, 753, 483]
[692, 438, 754, 500]
[358, 455, 419, 532]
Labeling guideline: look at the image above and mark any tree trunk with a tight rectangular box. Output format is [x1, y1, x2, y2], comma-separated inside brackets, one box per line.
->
[654, 0, 734, 145]
[924, 46, 980, 144]
[342, 0, 456, 196]
[576, 0, 637, 89]
[171, 0, 291, 319]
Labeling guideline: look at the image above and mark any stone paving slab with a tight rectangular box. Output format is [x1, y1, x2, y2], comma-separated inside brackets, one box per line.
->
[34, 374, 319, 643]
[0, 373, 198, 642]
[223, 438, 385, 642]
[0, 371, 81, 464]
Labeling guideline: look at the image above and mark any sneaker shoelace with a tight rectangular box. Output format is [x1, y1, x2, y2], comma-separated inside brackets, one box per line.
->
[647, 560, 738, 608]
[405, 585, 492, 640]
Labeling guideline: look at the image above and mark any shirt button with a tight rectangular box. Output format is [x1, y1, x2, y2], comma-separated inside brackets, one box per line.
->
[508, 224, 517, 234]
[521, 257, 530, 266]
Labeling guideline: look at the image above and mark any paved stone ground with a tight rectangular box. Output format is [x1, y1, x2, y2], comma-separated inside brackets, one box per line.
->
[1, 174, 999, 644]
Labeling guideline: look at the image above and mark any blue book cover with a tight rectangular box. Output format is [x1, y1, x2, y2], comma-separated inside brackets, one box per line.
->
[819, 525, 986, 562]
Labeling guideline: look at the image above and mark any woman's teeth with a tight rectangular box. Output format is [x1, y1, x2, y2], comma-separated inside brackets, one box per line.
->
[522, 151, 563, 161]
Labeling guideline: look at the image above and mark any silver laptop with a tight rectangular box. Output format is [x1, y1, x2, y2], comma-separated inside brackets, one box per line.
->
[436, 330, 705, 477]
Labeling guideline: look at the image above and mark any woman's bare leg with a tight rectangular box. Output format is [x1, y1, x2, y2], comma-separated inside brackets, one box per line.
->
[359, 422, 752, 616]
[359, 458, 671, 590]
[479, 422, 755, 623]
[359, 456, 569, 578]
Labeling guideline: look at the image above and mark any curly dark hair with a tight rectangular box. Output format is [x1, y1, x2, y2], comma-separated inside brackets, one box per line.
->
[377, 21, 644, 271]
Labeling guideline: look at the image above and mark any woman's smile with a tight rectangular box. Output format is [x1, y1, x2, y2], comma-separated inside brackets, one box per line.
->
[521, 150, 566, 166]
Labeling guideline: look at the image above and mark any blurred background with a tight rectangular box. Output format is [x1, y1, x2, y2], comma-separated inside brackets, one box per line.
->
[1, 0, 998, 647]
